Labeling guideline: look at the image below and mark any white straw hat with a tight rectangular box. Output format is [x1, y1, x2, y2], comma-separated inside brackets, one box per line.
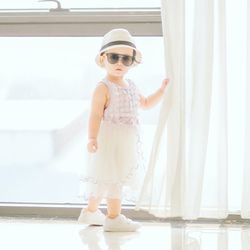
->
[95, 28, 142, 67]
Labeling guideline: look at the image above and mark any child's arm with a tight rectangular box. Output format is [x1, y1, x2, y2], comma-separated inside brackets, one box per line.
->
[139, 78, 170, 109]
[87, 84, 108, 153]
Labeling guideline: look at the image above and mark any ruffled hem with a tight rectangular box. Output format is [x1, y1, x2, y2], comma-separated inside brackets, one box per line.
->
[79, 179, 142, 202]
[79, 121, 145, 201]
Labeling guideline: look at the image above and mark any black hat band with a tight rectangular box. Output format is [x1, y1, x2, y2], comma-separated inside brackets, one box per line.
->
[100, 40, 136, 52]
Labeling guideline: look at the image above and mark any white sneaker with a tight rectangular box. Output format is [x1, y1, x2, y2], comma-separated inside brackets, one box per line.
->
[78, 209, 105, 226]
[103, 214, 141, 232]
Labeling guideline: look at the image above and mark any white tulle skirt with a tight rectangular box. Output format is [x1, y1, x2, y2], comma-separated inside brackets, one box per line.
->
[80, 121, 144, 201]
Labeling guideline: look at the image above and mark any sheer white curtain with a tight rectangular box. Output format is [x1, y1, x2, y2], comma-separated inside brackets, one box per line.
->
[241, 0, 250, 219]
[136, 0, 185, 218]
[136, 0, 233, 219]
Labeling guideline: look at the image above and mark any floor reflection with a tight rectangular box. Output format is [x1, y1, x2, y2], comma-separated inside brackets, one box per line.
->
[79, 226, 139, 250]
[1, 218, 249, 250]
[79, 226, 103, 250]
[78, 223, 250, 250]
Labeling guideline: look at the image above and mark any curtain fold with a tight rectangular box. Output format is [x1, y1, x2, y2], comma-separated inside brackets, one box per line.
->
[185, 0, 228, 219]
[184, 0, 214, 219]
[136, 0, 228, 219]
[241, 0, 250, 219]
[136, 0, 185, 217]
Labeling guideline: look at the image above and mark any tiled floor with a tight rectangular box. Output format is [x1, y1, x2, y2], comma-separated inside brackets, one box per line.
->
[0, 217, 250, 250]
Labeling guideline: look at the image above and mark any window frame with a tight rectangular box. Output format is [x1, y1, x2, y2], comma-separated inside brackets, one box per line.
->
[0, 8, 162, 218]
[0, 9, 162, 37]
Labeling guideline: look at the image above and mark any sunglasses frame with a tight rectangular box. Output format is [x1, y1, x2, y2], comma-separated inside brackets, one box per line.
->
[105, 53, 135, 67]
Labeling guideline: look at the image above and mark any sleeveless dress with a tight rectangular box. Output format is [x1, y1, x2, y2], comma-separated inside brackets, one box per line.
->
[80, 77, 144, 201]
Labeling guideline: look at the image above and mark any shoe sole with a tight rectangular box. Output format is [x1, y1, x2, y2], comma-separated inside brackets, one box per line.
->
[103, 226, 140, 232]
[78, 221, 104, 225]
[78, 219, 104, 226]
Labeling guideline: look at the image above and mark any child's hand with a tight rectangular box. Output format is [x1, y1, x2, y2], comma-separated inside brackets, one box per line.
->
[160, 78, 170, 92]
[87, 138, 98, 153]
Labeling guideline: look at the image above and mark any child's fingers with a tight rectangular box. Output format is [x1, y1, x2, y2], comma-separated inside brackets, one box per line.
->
[163, 78, 170, 85]
[92, 144, 97, 152]
[161, 78, 170, 90]
[87, 142, 98, 153]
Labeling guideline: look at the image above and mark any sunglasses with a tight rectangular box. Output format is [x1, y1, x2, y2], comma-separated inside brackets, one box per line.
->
[105, 53, 135, 66]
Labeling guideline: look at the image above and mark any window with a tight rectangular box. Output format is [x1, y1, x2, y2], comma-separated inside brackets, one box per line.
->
[0, 35, 164, 204]
[0, 1, 247, 217]
[0, 0, 160, 10]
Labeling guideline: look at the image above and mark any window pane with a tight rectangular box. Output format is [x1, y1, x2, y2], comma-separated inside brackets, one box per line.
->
[0, 0, 160, 10]
[0, 37, 164, 204]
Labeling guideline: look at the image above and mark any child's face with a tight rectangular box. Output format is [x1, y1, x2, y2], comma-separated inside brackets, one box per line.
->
[101, 47, 134, 78]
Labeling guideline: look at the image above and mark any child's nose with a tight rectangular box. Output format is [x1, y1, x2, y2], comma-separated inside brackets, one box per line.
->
[117, 59, 123, 65]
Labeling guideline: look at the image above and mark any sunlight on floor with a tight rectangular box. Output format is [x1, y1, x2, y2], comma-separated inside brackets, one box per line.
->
[0, 218, 250, 250]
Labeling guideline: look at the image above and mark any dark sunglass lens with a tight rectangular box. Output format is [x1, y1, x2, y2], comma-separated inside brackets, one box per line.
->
[106, 53, 134, 66]
[107, 53, 119, 64]
[122, 56, 134, 66]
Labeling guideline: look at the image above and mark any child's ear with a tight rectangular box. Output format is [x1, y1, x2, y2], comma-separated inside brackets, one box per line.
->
[100, 54, 105, 65]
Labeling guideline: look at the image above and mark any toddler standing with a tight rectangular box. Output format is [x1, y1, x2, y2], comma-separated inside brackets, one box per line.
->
[79, 28, 169, 232]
